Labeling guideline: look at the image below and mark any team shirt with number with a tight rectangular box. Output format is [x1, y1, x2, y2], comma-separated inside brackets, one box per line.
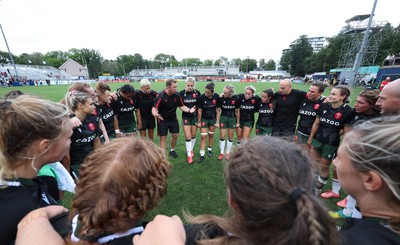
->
[238, 94, 261, 122]
[180, 89, 201, 118]
[111, 92, 139, 126]
[297, 97, 325, 135]
[217, 95, 240, 118]
[197, 93, 219, 119]
[315, 103, 355, 146]
[153, 90, 184, 121]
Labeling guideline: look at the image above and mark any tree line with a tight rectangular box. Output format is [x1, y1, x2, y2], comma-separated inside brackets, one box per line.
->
[1, 23, 399, 78]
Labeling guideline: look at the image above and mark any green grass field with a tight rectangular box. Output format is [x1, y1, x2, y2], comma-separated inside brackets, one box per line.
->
[0, 81, 363, 222]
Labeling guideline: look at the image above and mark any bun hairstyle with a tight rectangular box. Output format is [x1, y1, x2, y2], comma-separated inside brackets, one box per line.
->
[120, 84, 135, 94]
[64, 91, 91, 112]
[334, 85, 351, 103]
[205, 82, 215, 92]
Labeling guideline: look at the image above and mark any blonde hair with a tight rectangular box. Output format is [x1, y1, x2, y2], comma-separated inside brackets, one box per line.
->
[186, 77, 196, 84]
[187, 136, 338, 245]
[344, 115, 400, 201]
[0, 95, 69, 182]
[223, 84, 235, 96]
[71, 137, 171, 241]
[140, 78, 151, 87]
[64, 91, 91, 112]
[244, 85, 256, 94]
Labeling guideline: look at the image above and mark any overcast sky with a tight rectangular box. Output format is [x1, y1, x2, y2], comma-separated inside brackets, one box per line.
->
[1, 0, 399, 63]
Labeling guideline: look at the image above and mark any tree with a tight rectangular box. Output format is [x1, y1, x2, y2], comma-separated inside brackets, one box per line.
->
[180, 58, 202, 67]
[43, 51, 68, 68]
[264, 59, 276, 71]
[154, 53, 174, 68]
[68, 48, 103, 78]
[203, 59, 213, 66]
[290, 35, 313, 76]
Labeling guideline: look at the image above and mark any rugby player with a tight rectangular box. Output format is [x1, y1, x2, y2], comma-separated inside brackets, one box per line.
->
[137, 78, 158, 141]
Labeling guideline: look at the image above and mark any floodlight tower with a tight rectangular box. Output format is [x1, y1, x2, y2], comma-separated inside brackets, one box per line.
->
[0, 23, 18, 78]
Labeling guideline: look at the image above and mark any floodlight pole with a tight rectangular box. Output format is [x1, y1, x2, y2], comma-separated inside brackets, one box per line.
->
[0, 23, 18, 79]
[349, 0, 378, 87]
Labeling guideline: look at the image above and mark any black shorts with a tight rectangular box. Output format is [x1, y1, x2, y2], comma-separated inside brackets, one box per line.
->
[271, 124, 296, 139]
[158, 119, 179, 136]
[140, 117, 156, 130]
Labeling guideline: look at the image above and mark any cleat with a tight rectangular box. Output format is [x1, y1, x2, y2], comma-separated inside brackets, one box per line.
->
[321, 190, 340, 199]
[207, 150, 213, 157]
[198, 156, 205, 163]
[218, 153, 224, 161]
[337, 198, 348, 208]
[225, 153, 231, 160]
[169, 150, 178, 159]
[187, 156, 193, 164]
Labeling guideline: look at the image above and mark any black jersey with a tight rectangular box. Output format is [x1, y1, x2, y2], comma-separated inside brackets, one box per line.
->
[153, 90, 184, 121]
[273, 89, 307, 126]
[350, 110, 380, 126]
[137, 90, 158, 119]
[0, 178, 57, 245]
[98, 103, 114, 136]
[180, 89, 201, 118]
[315, 103, 355, 146]
[69, 116, 99, 166]
[197, 93, 219, 120]
[238, 94, 261, 122]
[341, 218, 400, 244]
[257, 102, 274, 127]
[217, 95, 240, 118]
[111, 92, 139, 126]
[297, 97, 325, 135]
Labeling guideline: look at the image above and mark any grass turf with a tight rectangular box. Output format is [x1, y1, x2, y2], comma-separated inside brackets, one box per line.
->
[0, 81, 363, 223]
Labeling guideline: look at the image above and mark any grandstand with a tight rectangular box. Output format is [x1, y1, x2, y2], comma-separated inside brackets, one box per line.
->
[128, 65, 240, 81]
[1, 63, 72, 81]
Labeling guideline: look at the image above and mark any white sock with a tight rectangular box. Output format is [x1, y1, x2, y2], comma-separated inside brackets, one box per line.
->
[332, 179, 341, 194]
[185, 140, 191, 157]
[220, 139, 226, 154]
[351, 207, 363, 219]
[345, 195, 356, 211]
[227, 140, 233, 154]
[208, 147, 212, 151]
[191, 137, 196, 151]
[236, 141, 241, 147]
[200, 150, 205, 157]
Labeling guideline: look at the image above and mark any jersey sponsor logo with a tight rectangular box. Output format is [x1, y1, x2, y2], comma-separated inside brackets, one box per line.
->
[334, 112, 342, 120]
[102, 110, 114, 120]
[320, 117, 340, 126]
[313, 104, 320, 110]
[120, 107, 135, 112]
[299, 110, 316, 116]
[259, 109, 273, 114]
[241, 105, 255, 110]
[251, 99, 255, 104]
[184, 99, 196, 103]
[222, 105, 235, 109]
[88, 122, 96, 131]
[76, 134, 96, 143]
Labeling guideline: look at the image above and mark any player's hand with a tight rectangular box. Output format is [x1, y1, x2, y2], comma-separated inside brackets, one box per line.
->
[133, 215, 185, 245]
[236, 123, 240, 128]
[189, 106, 196, 113]
[70, 117, 82, 128]
[215, 122, 220, 128]
[156, 114, 164, 121]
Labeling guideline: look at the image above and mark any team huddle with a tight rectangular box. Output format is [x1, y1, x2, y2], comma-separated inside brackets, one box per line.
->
[1, 77, 400, 244]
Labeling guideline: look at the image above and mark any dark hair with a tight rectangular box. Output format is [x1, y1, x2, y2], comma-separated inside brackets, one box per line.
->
[120, 84, 135, 94]
[358, 89, 379, 106]
[334, 85, 351, 103]
[166, 78, 177, 88]
[3, 90, 24, 99]
[205, 82, 215, 92]
[311, 81, 325, 94]
[262, 88, 274, 97]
